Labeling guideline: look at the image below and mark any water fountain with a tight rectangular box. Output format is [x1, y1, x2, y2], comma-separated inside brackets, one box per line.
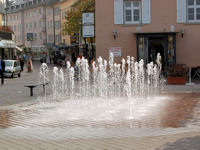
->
[26, 53, 167, 126]
[51, 53, 164, 99]
[0, 53, 199, 145]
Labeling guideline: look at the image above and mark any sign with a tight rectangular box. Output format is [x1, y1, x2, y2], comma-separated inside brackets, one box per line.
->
[83, 25, 94, 37]
[27, 33, 33, 41]
[109, 47, 122, 57]
[82, 13, 94, 25]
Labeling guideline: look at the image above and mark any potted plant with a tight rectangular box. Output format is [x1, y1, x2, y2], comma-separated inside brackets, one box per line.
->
[167, 64, 188, 85]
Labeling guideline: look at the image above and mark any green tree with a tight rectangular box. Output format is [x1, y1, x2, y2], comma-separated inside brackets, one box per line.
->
[63, 0, 95, 35]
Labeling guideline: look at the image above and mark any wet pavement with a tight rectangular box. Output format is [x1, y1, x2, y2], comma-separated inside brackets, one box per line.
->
[0, 93, 199, 149]
[0, 93, 200, 129]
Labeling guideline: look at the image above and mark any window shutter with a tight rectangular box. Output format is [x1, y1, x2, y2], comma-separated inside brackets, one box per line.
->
[114, 0, 124, 24]
[177, 0, 186, 23]
[142, 0, 151, 24]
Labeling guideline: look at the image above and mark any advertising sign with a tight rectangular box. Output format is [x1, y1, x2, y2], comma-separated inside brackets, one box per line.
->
[109, 47, 122, 57]
[83, 25, 94, 37]
[27, 33, 33, 41]
[82, 13, 94, 25]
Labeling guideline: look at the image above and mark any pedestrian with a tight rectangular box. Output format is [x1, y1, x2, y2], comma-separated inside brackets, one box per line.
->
[0, 56, 5, 85]
[20, 57, 24, 72]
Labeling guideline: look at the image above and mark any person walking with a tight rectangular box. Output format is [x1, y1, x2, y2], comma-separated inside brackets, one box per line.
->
[20, 57, 24, 72]
[0, 56, 5, 85]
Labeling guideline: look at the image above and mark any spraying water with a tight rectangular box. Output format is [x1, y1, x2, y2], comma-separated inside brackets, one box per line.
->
[47, 53, 163, 99]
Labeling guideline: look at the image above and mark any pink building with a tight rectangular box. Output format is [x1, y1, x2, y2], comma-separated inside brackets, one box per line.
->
[7, 0, 47, 60]
[96, 0, 200, 70]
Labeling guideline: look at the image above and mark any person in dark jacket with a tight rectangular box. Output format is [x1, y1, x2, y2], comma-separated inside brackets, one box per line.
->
[0, 56, 5, 85]
[20, 58, 24, 72]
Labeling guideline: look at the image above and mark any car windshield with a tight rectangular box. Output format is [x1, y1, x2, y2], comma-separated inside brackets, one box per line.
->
[5, 61, 14, 67]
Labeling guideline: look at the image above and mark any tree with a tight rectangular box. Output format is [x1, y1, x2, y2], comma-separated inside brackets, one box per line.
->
[63, 0, 95, 35]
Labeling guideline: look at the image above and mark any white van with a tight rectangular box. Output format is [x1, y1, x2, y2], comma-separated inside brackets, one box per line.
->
[4, 60, 21, 78]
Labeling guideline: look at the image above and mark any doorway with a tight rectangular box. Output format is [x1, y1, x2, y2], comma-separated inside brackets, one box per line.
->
[148, 37, 165, 70]
[136, 33, 176, 71]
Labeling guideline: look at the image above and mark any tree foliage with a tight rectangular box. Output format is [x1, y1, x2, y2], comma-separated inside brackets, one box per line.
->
[63, 0, 95, 35]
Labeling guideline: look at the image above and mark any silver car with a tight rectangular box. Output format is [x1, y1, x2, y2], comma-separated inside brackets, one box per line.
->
[4, 60, 21, 78]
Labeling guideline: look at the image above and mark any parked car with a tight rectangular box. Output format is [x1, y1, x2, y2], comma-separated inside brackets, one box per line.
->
[3, 60, 21, 78]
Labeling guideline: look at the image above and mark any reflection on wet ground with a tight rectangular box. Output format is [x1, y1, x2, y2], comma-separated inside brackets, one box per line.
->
[0, 93, 199, 129]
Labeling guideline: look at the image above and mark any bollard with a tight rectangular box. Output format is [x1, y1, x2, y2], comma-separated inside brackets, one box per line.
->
[186, 66, 195, 85]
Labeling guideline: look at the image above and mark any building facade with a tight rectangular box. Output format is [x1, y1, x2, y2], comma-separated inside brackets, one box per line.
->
[96, 0, 200, 69]
[6, 0, 76, 60]
[60, 0, 77, 45]
[6, 0, 47, 60]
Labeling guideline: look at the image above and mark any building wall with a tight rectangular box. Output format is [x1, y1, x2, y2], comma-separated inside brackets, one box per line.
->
[60, 0, 76, 45]
[7, 5, 46, 49]
[46, 2, 61, 46]
[0, 12, 3, 25]
[7, 12, 23, 46]
[96, 0, 200, 67]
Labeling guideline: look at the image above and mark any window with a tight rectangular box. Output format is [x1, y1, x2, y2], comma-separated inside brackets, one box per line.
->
[55, 34, 61, 43]
[48, 7, 52, 15]
[39, 8, 41, 14]
[39, 33, 42, 39]
[55, 21, 60, 29]
[34, 22, 37, 29]
[29, 22, 32, 29]
[48, 21, 53, 29]
[34, 33, 37, 40]
[48, 34, 53, 42]
[25, 23, 28, 29]
[124, 0, 141, 24]
[39, 20, 42, 28]
[187, 0, 200, 22]
[54, 7, 60, 16]
[62, 11, 65, 19]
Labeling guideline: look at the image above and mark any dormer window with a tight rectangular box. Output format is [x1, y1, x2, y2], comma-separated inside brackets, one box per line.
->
[11, 6, 15, 10]
[29, 1, 33, 5]
[16, 5, 20, 9]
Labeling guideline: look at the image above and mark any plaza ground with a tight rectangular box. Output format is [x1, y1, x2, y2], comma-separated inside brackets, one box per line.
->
[0, 61, 200, 150]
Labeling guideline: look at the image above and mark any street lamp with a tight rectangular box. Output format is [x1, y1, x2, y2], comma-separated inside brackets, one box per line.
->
[181, 28, 185, 38]
[113, 29, 117, 40]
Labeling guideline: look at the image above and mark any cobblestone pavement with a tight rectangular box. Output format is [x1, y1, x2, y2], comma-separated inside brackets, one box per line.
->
[0, 61, 200, 150]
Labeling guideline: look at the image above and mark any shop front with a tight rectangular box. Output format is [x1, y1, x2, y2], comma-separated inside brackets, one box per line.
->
[0, 40, 22, 59]
[136, 32, 177, 71]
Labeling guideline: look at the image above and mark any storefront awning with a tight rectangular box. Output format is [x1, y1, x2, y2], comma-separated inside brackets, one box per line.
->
[15, 46, 23, 52]
[0, 40, 22, 51]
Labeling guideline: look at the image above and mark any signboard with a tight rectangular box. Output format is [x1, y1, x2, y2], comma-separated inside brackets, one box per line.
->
[82, 13, 94, 25]
[27, 33, 33, 41]
[83, 25, 94, 37]
[109, 47, 122, 57]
